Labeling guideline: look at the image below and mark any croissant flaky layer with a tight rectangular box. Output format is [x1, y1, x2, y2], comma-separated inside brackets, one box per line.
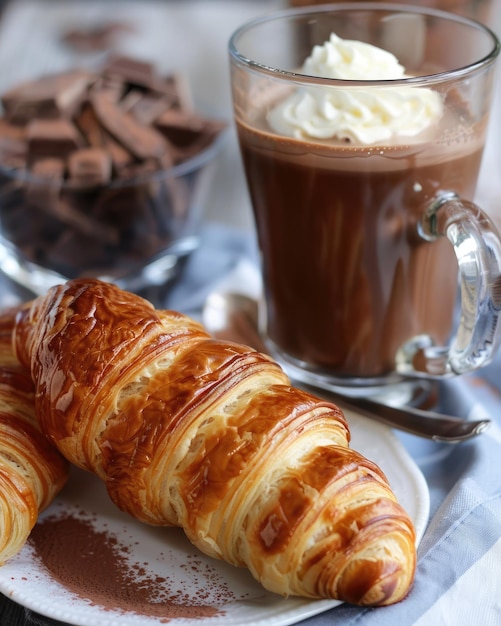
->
[0, 307, 69, 565]
[13, 278, 416, 606]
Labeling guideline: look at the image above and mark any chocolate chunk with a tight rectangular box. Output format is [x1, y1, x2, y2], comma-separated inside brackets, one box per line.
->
[74, 102, 134, 172]
[74, 102, 106, 147]
[55, 194, 119, 244]
[0, 118, 26, 142]
[61, 22, 135, 53]
[31, 157, 66, 181]
[155, 110, 206, 147]
[0, 120, 28, 168]
[162, 73, 194, 112]
[101, 55, 162, 92]
[47, 229, 116, 278]
[156, 110, 226, 161]
[26, 118, 83, 159]
[119, 89, 143, 112]
[102, 132, 136, 173]
[121, 90, 174, 126]
[1, 70, 94, 124]
[26, 158, 65, 210]
[68, 148, 112, 186]
[0, 136, 27, 169]
[89, 75, 125, 104]
[24, 158, 118, 245]
[90, 89, 171, 161]
[115, 158, 162, 179]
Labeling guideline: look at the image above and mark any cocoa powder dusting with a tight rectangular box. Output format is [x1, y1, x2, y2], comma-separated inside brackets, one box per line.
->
[27, 510, 240, 621]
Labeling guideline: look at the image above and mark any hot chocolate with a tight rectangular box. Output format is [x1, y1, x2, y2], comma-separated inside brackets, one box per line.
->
[231, 6, 501, 388]
[236, 113, 485, 379]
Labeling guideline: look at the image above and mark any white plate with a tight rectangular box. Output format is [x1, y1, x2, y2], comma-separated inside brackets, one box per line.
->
[0, 409, 429, 626]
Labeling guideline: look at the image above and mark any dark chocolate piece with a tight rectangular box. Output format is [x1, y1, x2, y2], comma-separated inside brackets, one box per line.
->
[155, 109, 206, 147]
[61, 22, 135, 52]
[26, 118, 83, 159]
[101, 55, 162, 91]
[0, 117, 28, 168]
[68, 148, 112, 186]
[25, 158, 65, 211]
[47, 229, 116, 278]
[24, 158, 118, 245]
[1, 70, 94, 124]
[90, 89, 171, 161]
[121, 90, 174, 125]
[0, 118, 26, 142]
[156, 111, 225, 161]
[74, 102, 107, 147]
[162, 73, 194, 112]
[31, 157, 65, 181]
[89, 74, 125, 104]
[102, 131, 136, 173]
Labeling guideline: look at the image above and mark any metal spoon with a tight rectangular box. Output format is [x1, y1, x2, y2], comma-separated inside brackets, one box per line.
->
[202, 291, 492, 443]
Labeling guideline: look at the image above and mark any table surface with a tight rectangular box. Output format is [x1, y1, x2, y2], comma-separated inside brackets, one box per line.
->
[0, 2, 501, 626]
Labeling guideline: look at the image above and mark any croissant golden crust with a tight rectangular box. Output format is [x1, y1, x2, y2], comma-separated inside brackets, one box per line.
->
[0, 307, 69, 566]
[13, 278, 417, 606]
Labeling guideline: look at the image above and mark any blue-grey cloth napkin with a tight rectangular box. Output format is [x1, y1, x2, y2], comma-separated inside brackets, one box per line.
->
[1, 222, 501, 626]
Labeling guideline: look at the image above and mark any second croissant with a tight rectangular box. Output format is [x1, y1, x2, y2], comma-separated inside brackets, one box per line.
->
[0, 307, 68, 565]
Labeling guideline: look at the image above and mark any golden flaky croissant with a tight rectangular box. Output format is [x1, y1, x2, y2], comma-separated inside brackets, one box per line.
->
[13, 278, 416, 606]
[0, 306, 68, 565]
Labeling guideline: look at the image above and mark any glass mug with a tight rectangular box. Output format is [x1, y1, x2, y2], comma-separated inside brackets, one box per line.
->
[229, 3, 501, 397]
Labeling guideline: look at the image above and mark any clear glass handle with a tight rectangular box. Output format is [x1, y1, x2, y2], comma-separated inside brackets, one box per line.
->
[396, 192, 501, 378]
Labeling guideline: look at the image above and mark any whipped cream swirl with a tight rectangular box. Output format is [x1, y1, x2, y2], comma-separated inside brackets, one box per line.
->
[267, 33, 443, 145]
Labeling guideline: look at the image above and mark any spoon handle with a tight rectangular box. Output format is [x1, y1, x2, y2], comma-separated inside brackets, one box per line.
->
[299, 383, 491, 443]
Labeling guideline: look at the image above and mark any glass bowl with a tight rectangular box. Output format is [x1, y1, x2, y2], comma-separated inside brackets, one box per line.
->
[0, 130, 226, 295]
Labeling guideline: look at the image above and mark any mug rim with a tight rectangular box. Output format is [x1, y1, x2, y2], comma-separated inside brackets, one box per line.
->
[228, 1, 500, 88]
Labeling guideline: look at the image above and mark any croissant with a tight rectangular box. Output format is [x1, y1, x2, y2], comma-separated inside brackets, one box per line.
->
[0, 306, 69, 565]
[13, 278, 416, 606]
